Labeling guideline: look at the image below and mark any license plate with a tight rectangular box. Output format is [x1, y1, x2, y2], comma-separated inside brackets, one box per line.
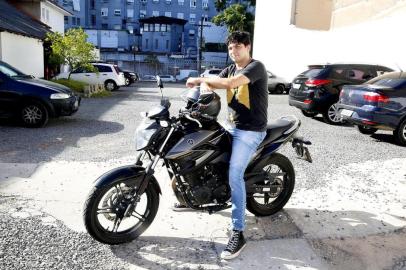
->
[340, 109, 353, 117]
[292, 83, 301, 89]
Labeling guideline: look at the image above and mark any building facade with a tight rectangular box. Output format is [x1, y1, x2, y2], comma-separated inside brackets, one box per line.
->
[57, 0, 253, 74]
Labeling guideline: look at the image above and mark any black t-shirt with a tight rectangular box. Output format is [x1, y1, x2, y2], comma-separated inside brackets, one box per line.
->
[219, 59, 268, 132]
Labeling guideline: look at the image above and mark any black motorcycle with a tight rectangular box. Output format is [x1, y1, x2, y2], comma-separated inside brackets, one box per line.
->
[83, 76, 312, 245]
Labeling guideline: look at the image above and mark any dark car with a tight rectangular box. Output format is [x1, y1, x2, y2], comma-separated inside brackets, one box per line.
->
[289, 63, 394, 124]
[337, 71, 406, 146]
[267, 70, 291, 94]
[0, 61, 80, 128]
[122, 70, 139, 86]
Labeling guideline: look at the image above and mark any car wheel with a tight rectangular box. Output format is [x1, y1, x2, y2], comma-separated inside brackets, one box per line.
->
[394, 118, 406, 146]
[275, 84, 285, 94]
[105, 80, 117, 91]
[301, 110, 318, 118]
[125, 78, 130, 86]
[322, 102, 342, 125]
[357, 125, 378, 135]
[21, 101, 49, 128]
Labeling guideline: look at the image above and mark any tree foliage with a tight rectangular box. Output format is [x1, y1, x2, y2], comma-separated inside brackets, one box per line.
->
[46, 28, 96, 79]
[212, 4, 255, 34]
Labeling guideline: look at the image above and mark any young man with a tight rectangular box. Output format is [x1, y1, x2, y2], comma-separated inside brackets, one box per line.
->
[185, 31, 268, 260]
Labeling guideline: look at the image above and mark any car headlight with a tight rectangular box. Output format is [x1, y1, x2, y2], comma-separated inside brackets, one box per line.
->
[50, 93, 70, 99]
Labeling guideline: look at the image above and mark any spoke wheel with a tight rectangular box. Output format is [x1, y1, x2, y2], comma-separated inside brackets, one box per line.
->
[247, 153, 295, 216]
[323, 102, 342, 125]
[394, 118, 406, 146]
[83, 180, 159, 244]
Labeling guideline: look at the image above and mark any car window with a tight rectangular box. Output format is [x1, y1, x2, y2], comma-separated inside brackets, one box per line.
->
[330, 68, 346, 79]
[302, 68, 325, 78]
[0, 62, 25, 77]
[371, 78, 406, 89]
[209, 70, 221, 75]
[72, 67, 85, 73]
[96, 65, 112, 72]
[346, 68, 368, 80]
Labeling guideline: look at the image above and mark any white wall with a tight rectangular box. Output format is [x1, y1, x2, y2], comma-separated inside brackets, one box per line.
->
[253, 1, 406, 81]
[41, 1, 65, 33]
[0, 32, 44, 78]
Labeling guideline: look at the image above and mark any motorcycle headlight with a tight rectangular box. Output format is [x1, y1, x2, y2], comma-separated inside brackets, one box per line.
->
[135, 119, 158, 151]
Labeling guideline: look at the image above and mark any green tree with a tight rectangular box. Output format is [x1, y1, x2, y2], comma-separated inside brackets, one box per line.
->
[212, 4, 254, 33]
[46, 28, 96, 80]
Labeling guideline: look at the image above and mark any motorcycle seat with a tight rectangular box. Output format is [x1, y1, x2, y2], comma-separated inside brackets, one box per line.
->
[258, 116, 297, 148]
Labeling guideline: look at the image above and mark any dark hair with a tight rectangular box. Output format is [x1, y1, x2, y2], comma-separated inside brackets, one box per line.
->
[226, 31, 251, 46]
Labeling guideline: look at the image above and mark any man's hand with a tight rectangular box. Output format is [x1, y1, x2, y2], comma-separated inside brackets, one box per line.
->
[186, 77, 201, 88]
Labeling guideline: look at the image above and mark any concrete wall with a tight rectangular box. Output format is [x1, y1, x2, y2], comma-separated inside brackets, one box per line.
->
[0, 32, 44, 78]
[253, 0, 406, 81]
[293, 0, 333, 30]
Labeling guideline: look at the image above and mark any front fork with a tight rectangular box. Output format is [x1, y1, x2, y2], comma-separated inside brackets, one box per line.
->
[124, 126, 175, 216]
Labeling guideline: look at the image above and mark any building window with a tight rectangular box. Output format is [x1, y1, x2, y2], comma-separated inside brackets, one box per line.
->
[71, 16, 76, 25]
[165, 11, 172, 17]
[160, 24, 166, 31]
[146, 38, 149, 48]
[140, 10, 146, 18]
[90, 0, 95, 9]
[155, 39, 158, 49]
[166, 0, 171, 4]
[101, 23, 108, 29]
[46, 9, 50, 22]
[154, 23, 160, 31]
[202, 0, 208, 8]
[143, 23, 149, 32]
[64, 16, 68, 24]
[177, 12, 184, 19]
[140, 0, 147, 3]
[152, 10, 159, 17]
[203, 14, 209, 23]
[178, 0, 184, 5]
[153, 0, 159, 2]
[190, 0, 196, 8]
[189, 13, 196, 23]
[91, 15, 96, 26]
[127, 9, 134, 18]
[114, 24, 122, 30]
[77, 17, 81, 25]
[189, 29, 195, 38]
[127, 25, 134, 33]
[101, 8, 108, 17]
[167, 24, 171, 32]
[114, 9, 121, 16]
[42, 7, 45, 20]
[166, 40, 169, 49]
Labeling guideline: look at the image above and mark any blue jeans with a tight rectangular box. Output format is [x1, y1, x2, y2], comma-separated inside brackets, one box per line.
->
[227, 128, 266, 231]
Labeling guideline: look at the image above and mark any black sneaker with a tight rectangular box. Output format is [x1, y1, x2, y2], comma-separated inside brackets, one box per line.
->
[220, 230, 247, 260]
[171, 202, 191, 212]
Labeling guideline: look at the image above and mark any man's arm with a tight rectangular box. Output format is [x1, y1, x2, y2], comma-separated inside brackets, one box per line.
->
[186, 74, 250, 90]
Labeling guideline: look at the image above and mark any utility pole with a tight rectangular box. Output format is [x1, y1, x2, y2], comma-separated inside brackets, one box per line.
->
[196, 17, 210, 75]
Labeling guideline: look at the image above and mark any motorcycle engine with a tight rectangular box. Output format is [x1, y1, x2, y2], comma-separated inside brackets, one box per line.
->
[183, 165, 229, 205]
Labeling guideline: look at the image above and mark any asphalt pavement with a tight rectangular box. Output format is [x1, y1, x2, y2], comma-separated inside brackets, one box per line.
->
[0, 82, 405, 270]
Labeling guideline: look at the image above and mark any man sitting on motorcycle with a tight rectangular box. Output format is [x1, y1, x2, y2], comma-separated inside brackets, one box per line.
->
[184, 30, 268, 260]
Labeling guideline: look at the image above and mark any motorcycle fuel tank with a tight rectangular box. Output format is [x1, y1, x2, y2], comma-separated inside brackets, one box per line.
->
[165, 129, 225, 160]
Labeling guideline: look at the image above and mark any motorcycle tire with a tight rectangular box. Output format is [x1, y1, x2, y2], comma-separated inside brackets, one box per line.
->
[246, 153, 295, 216]
[83, 180, 159, 245]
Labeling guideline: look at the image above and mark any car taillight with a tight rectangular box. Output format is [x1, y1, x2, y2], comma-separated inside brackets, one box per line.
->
[304, 99, 312, 104]
[305, 79, 332, 87]
[363, 92, 389, 103]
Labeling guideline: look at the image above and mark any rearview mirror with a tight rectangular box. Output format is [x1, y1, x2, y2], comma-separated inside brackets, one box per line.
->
[156, 75, 163, 88]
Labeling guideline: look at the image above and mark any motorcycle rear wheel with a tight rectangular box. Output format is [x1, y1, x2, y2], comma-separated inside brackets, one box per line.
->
[83, 180, 159, 245]
[247, 153, 295, 216]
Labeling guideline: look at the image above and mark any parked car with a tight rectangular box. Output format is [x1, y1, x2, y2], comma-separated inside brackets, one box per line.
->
[0, 61, 80, 128]
[267, 71, 291, 94]
[142, 75, 157, 82]
[337, 71, 406, 145]
[55, 63, 126, 91]
[200, 68, 222, 78]
[176, 69, 198, 81]
[122, 71, 139, 86]
[289, 63, 394, 124]
[159, 75, 176, 82]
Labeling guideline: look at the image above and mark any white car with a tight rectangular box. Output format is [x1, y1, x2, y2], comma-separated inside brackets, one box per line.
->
[200, 68, 222, 78]
[159, 75, 176, 82]
[55, 63, 126, 91]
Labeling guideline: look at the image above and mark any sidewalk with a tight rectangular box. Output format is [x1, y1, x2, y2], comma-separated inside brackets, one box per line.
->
[1, 158, 405, 270]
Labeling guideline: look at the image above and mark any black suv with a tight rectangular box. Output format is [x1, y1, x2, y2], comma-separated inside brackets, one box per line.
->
[288, 64, 394, 124]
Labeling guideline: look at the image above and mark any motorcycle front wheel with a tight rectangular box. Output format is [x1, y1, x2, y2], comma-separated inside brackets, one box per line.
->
[247, 153, 295, 216]
[83, 179, 159, 245]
